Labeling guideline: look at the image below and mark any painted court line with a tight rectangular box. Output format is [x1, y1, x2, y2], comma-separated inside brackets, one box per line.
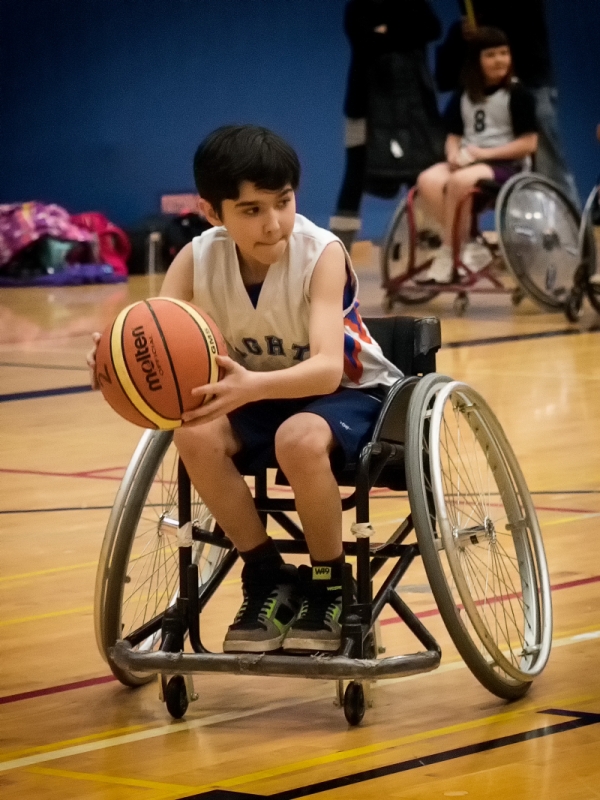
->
[0, 627, 598, 777]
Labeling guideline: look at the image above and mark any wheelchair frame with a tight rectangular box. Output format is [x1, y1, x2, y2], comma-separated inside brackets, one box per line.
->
[382, 172, 583, 316]
[99, 316, 553, 724]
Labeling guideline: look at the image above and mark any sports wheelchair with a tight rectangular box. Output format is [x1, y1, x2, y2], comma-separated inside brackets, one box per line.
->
[95, 316, 552, 726]
[565, 177, 600, 321]
[381, 173, 583, 316]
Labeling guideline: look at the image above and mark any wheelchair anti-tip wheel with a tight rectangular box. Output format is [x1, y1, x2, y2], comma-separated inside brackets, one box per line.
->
[381, 194, 441, 306]
[406, 374, 553, 700]
[94, 430, 226, 687]
[343, 681, 366, 726]
[497, 173, 585, 311]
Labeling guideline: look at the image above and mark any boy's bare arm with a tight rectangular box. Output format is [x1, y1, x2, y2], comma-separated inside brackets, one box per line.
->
[182, 242, 347, 425]
[160, 242, 195, 300]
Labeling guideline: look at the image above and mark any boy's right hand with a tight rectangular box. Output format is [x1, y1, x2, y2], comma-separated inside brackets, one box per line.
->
[87, 332, 102, 390]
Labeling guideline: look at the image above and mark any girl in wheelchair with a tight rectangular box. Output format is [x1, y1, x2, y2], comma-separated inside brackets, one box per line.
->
[90, 125, 403, 656]
[416, 27, 538, 284]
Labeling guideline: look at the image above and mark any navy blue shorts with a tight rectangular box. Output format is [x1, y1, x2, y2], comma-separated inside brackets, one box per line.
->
[229, 388, 385, 475]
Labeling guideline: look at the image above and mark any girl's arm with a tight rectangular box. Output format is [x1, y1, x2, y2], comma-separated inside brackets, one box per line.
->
[445, 134, 463, 166]
[466, 134, 538, 163]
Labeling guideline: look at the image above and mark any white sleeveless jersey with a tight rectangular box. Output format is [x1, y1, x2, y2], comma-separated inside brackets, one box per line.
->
[191, 214, 402, 389]
[461, 88, 514, 149]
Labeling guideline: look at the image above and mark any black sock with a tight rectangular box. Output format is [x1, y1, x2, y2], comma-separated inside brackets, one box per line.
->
[239, 538, 282, 569]
[310, 554, 345, 568]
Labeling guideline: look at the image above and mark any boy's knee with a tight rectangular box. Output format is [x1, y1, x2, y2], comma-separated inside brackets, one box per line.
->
[275, 418, 331, 474]
[174, 418, 238, 462]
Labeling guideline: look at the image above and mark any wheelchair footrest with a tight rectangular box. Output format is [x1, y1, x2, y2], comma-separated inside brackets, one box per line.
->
[111, 640, 440, 681]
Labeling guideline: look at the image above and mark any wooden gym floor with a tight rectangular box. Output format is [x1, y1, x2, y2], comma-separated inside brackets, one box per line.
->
[1, 250, 600, 799]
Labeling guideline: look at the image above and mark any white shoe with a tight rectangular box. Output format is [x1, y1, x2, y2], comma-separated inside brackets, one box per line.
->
[415, 245, 454, 283]
[461, 241, 493, 272]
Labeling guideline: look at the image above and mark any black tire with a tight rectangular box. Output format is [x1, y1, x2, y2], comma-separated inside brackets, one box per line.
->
[380, 196, 440, 305]
[165, 675, 189, 719]
[405, 374, 552, 700]
[565, 289, 584, 323]
[94, 431, 226, 687]
[343, 681, 365, 726]
[497, 173, 582, 312]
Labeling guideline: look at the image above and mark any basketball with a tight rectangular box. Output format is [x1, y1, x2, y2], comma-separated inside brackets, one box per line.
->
[95, 297, 227, 429]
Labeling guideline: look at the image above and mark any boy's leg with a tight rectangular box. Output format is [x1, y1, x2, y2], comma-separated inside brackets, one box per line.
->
[275, 412, 346, 653]
[174, 418, 300, 653]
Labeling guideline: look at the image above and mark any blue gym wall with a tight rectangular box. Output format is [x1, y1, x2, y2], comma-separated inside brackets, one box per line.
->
[1, 0, 599, 242]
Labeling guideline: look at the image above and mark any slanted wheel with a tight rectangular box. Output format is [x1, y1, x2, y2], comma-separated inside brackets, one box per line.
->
[165, 675, 188, 719]
[381, 194, 440, 305]
[406, 374, 553, 700]
[343, 681, 365, 726]
[94, 430, 227, 687]
[497, 174, 584, 311]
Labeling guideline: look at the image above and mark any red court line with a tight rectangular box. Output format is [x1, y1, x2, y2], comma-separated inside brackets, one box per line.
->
[0, 467, 123, 482]
[2, 574, 599, 708]
[0, 675, 116, 706]
[381, 573, 600, 627]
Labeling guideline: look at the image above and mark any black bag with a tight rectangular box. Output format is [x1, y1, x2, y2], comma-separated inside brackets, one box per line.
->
[366, 50, 445, 193]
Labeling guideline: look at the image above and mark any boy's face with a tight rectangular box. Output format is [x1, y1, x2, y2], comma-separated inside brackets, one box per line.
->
[201, 182, 296, 267]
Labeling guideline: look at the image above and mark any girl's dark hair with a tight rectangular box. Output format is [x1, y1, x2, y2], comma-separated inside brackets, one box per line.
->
[193, 125, 300, 214]
[461, 26, 513, 103]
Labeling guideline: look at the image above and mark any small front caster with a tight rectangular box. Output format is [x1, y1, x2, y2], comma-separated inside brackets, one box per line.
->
[565, 289, 584, 322]
[511, 286, 525, 307]
[453, 292, 469, 316]
[165, 675, 188, 719]
[343, 681, 365, 726]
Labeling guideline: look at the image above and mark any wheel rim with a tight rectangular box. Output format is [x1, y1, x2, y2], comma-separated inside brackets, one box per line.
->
[110, 435, 226, 658]
[498, 175, 581, 310]
[428, 381, 552, 680]
[382, 196, 439, 303]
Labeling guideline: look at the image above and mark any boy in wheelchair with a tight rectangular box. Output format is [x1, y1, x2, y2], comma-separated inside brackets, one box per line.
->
[416, 27, 538, 284]
[90, 125, 403, 655]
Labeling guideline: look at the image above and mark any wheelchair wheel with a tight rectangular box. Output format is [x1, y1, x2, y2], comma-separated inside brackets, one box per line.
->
[94, 430, 226, 687]
[380, 194, 440, 305]
[406, 374, 552, 700]
[581, 184, 600, 314]
[497, 173, 582, 311]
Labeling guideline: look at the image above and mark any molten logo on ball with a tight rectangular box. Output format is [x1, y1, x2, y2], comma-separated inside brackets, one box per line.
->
[132, 325, 163, 392]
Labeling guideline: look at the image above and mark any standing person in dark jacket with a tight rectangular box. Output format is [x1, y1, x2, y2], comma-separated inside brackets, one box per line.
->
[435, 0, 580, 207]
[330, 0, 442, 251]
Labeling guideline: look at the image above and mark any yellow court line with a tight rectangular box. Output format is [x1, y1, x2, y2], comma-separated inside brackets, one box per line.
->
[0, 561, 98, 583]
[0, 724, 149, 763]
[0, 606, 92, 627]
[1, 627, 599, 777]
[27, 765, 198, 793]
[543, 512, 600, 528]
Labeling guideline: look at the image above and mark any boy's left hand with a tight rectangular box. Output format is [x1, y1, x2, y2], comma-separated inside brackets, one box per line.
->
[182, 355, 258, 425]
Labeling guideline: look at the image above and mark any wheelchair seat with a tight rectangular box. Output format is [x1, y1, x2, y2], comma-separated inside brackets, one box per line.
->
[95, 314, 553, 725]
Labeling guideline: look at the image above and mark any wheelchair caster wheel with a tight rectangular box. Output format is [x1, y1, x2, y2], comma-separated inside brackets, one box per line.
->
[511, 286, 525, 307]
[565, 290, 584, 322]
[165, 675, 188, 719]
[453, 293, 469, 316]
[382, 294, 396, 313]
[343, 681, 365, 726]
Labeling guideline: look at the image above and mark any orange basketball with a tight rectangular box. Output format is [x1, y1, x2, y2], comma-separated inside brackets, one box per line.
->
[95, 297, 227, 429]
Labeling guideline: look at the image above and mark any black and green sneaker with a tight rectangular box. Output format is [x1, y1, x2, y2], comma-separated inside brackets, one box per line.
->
[282, 564, 344, 653]
[223, 562, 300, 653]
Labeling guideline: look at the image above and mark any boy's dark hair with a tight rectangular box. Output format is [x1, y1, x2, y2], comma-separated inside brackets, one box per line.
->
[461, 26, 513, 103]
[193, 125, 301, 214]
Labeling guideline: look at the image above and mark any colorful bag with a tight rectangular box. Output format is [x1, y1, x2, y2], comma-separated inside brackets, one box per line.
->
[70, 212, 131, 276]
[0, 202, 94, 267]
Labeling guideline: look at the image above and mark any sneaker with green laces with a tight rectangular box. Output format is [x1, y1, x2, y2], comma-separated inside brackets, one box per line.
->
[223, 562, 300, 653]
[282, 564, 344, 653]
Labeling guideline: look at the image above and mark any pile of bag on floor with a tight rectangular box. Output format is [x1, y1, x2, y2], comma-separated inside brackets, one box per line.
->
[0, 202, 131, 286]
